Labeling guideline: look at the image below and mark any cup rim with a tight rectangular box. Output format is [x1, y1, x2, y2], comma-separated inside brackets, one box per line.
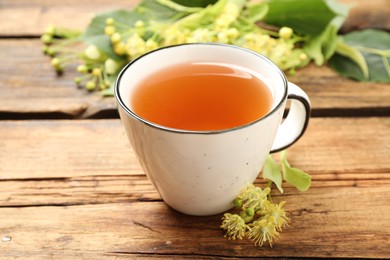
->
[114, 42, 288, 135]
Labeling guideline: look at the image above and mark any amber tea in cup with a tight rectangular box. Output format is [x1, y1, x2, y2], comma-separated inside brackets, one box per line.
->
[130, 62, 273, 131]
[115, 43, 311, 216]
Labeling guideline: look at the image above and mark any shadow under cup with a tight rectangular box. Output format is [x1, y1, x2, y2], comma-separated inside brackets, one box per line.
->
[115, 43, 309, 216]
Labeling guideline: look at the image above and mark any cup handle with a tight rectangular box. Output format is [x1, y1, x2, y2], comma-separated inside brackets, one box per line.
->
[270, 82, 311, 153]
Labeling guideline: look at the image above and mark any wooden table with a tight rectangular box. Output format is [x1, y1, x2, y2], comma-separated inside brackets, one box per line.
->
[1, 0, 389, 258]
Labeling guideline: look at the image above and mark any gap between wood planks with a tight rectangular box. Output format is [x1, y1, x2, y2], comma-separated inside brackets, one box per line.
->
[1, 107, 390, 120]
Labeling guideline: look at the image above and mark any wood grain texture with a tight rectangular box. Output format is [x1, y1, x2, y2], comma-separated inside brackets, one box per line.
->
[0, 187, 389, 258]
[0, 0, 135, 37]
[0, 117, 388, 258]
[0, 39, 389, 119]
[1, 118, 388, 180]
[340, 0, 390, 33]
[0, 0, 388, 37]
[0, 39, 117, 119]
[0, 1, 389, 258]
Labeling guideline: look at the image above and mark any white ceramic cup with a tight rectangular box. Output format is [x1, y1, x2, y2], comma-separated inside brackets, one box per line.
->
[115, 43, 310, 216]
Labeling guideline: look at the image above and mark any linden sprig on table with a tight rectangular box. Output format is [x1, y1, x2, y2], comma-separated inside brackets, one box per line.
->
[41, 0, 390, 96]
[40, 0, 389, 247]
[221, 151, 311, 246]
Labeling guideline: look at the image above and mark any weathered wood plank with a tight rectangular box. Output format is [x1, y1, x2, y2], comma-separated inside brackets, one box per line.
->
[0, 184, 389, 259]
[0, 118, 388, 180]
[0, 119, 143, 179]
[0, 117, 389, 204]
[340, 0, 390, 33]
[0, 39, 389, 118]
[0, 0, 388, 37]
[0, 0, 135, 37]
[0, 39, 116, 119]
[1, 173, 389, 207]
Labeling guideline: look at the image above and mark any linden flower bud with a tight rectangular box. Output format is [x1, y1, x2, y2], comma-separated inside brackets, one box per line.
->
[77, 64, 88, 73]
[217, 32, 228, 43]
[187, 28, 213, 43]
[51, 58, 60, 67]
[279, 27, 293, 39]
[85, 45, 101, 60]
[105, 18, 114, 25]
[92, 67, 102, 77]
[50, 58, 63, 73]
[99, 83, 108, 90]
[74, 77, 81, 85]
[46, 48, 56, 57]
[41, 34, 53, 45]
[111, 32, 121, 44]
[113, 42, 126, 56]
[41, 45, 49, 54]
[104, 58, 119, 75]
[233, 198, 243, 208]
[145, 39, 158, 51]
[126, 33, 146, 58]
[244, 33, 256, 43]
[226, 28, 239, 39]
[163, 26, 188, 45]
[299, 53, 308, 61]
[104, 79, 111, 87]
[215, 2, 239, 29]
[245, 207, 255, 217]
[104, 25, 116, 36]
[134, 20, 144, 28]
[85, 80, 96, 91]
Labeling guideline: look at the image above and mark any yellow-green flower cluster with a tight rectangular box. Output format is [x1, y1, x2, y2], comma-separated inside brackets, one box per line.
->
[220, 213, 248, 240]
[102, 0, 309, 73]
[220, 184, 289, 247]
[41, 0, 311, 94]
[104, 18, 160, 60]
[74, 44, 123, 91]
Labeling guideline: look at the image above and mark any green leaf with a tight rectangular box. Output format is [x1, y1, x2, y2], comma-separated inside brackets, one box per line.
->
[100, 75, 118, 97]
[172, 0, 217, 7]
[332, 39, 369, 79]
[281, 151, 311, 192]
[262, 155, 283, 193]
[264, 0, 343, 36]
[304, 15, 346, 65]
[82, 9, 145, 60]
[136, 0, 195, 21]
[329, 29, 390, 82]
[243, 2, 269, 24]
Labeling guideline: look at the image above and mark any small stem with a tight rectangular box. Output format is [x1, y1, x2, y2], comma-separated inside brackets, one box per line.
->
[156, 0, 203, 13]
[382, 56, 390, 79]
[354, 46, 390, 57]
[266, 181, 273, 203]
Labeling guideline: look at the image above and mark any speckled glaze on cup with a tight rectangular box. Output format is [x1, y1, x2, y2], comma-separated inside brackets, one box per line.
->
[115, 43, 310, 216]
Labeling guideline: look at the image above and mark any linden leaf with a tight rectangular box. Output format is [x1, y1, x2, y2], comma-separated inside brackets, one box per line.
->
[170, 0, 217, 8]
[281, 151, 311, 192]
[136, 0, 199, 21]
[304, 15, 345, 65]
[329, 29, 390, 82]
[262, 155, 283, 193]
[243, 2, 269, 23]
[264, 0, 343, 36]
[82, 9, 146, 60]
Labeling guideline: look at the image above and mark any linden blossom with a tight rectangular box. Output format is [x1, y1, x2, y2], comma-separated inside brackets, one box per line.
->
[42, 0, 319, 94]
[220, 183, 290, 247]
